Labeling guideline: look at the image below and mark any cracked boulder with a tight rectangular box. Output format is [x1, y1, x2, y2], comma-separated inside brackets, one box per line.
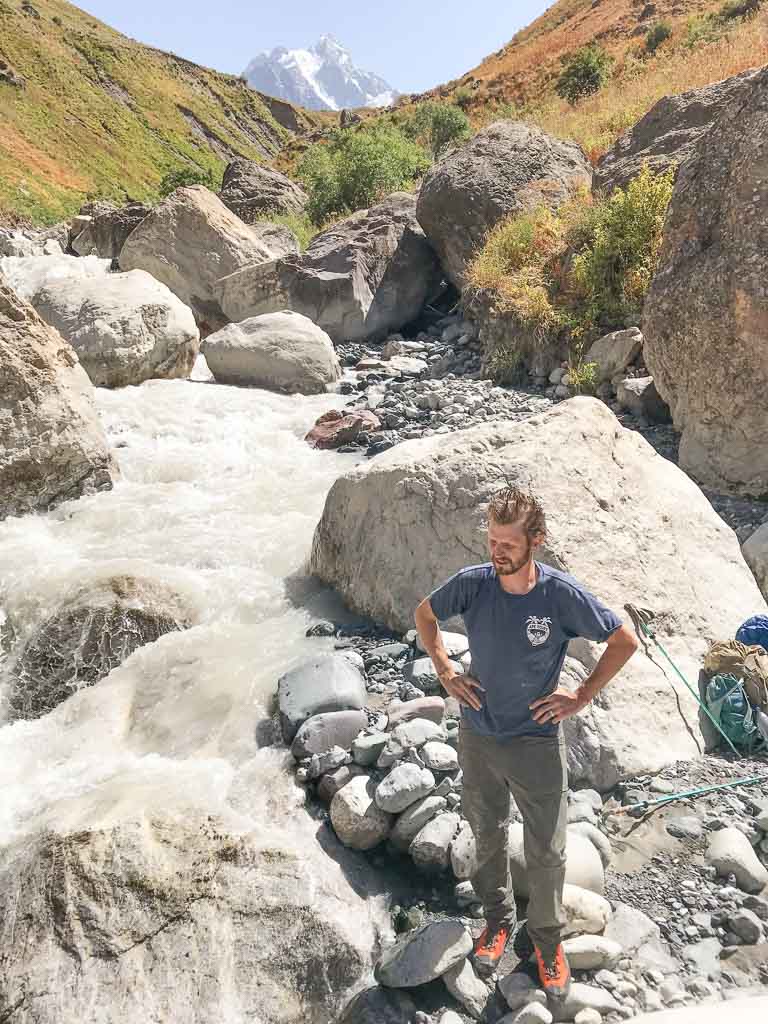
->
[0, 813, 380, 1024]
[70, 200, 152, 261]
[216, 192, 441, 343]
[0, 279, 117, 521]
[311, 397, 766, 788]
[120, 185, 297, 333]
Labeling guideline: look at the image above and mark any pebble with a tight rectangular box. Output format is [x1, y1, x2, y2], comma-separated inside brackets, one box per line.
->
[573, 1011, 602, 1024]
[498, 972, 547, 1012]
[442, 958, 491, 1018]
[421, 740, 459, 772]
[507, 1004, 553, 1024]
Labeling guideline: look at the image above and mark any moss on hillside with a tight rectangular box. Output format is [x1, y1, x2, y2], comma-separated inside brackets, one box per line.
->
[0, 0, 320, 223]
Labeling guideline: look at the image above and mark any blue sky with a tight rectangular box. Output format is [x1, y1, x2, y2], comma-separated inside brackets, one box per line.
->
[77, 1, 550, 93]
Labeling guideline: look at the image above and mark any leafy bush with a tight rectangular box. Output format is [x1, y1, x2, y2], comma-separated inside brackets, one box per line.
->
[297, 124, 430, 225]
[453, 85, 474, 110]
[158, 166, 219, 197]
[468, 164, 674, 381]
[720, 0, 762, 19]
[645, 21, 673, 53]
[683, 13, 726, 48]
[405, 102, 472, 159]
[555, 44, 614, 105]
[257, 211, 317, 251]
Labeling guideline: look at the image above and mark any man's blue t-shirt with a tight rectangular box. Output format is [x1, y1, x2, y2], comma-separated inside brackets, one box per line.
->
[428, 561, 622, 740]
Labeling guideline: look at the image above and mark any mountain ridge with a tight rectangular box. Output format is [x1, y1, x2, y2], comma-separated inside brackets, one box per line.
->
[242, 34, 397, 112]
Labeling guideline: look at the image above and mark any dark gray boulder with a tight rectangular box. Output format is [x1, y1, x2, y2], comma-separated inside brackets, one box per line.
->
[219, 159, 308, 221]
[594, 69, 759, 194]
[217, 192, 442, 343]
[290, 709, 368, 759]
[278, 653, 367, 742]
[642, 65, 768, 496]
[7, 573, 196, 720]
[416, 120, 592, 288]
[337, 986, 417, 1024]
[70, 201, 152, 261]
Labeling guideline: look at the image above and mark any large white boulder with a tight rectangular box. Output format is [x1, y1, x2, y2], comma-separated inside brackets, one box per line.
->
[311, 398, 767, 788]
[120, 185, 293, 332]
[11, 263, 199, 387]
[508, 822, 605, 897]
[201, 311, 340, 394]
[631, 998, 768, 1023]
[0, 279, 118, 520]
[1, 253, 110, 297]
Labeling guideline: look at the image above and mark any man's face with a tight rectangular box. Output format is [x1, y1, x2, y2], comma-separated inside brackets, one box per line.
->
[487, 518, 539, 575]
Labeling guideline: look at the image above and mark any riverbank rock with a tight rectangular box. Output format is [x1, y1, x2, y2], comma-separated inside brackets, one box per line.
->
[311, 398, 766, 787]
[562, 884, 612, 936]
[744, 525, 768, 599]
[219, 159, 308, 221]
[643, 66, 768, 497]
[216, 192, 441, 343]
[0, 280, 117, 520]
[305, 408, 381, 449]
[706, 826, 768, 894]
[277, 653, 367, 742]
[551, 983, 620, 1022]
[337, 986, 417, 1024]
[6, 572, 197, 721]
[376, 764, 435, 813]
[594, 70, 758, 194]
[201, 311, 340, 394]
[615, 377, 671, 425]
[584, 328, 643, 383]
[0, 813, 380, 1024]
[330, 774, 393, 849]
[120, 185, 293, 333]
[70, 200, 151, 261]
[562, 935, 622, 970]
[410, 811, 460, 870]
[290, 709, 368, 759]
[374, 919, 472, 987]
[442, 958, 491, 1018]
[630, 996, 768, 1023]
[416, 121, 591, 288]
[508, 822, 605, 896]
[23, 267, 199, 387]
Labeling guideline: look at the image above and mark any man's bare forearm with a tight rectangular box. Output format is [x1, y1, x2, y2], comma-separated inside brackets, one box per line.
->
[414, 599, 456, 682]
[575, 625, 638, 709]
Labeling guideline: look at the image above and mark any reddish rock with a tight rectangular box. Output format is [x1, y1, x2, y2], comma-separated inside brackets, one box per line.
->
[305, 409, 381, 450]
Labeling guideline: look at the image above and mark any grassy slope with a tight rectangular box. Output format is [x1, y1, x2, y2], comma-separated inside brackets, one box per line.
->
[0, 0, 324, 223]
[417, 0, 768, 158]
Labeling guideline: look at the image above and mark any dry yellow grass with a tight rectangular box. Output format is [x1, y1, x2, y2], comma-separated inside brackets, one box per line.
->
[525, 11, 768, 158]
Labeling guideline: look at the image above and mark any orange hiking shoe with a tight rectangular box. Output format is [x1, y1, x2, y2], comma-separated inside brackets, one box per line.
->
[472, 924, 510, 976]
[535, 943, 572, 1000]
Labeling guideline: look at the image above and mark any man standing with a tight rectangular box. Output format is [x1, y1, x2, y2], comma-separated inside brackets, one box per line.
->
[414, 486, 638, 999]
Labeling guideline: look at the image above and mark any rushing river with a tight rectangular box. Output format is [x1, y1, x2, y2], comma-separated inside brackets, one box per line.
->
[0, 361, 361, 858]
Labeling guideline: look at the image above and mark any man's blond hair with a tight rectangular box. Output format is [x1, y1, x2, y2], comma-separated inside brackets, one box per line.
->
[487, 485, 547, 540]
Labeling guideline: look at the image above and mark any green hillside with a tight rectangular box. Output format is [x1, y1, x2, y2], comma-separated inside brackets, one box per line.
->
[0, 0, 323, 223]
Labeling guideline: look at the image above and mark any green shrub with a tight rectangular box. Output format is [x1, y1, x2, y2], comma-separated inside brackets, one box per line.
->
[683, 13, 725, 48]
[720, 0, 762, 19]
[555, 44, 614, 105]
[257, 211, 317, 251]
[158, 166, 219, 197]
[570, 163, 675, 329]
[405, 102, 472, 159]
[468, 164, 674, 381]
[52, 15, 62, 26]
[453, 85, 474, 110]
[645, 21, 673, 53]
[297, 124, 430, 225]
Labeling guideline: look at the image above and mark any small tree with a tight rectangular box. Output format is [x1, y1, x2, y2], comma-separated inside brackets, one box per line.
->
[645, 21, 673, 53]
[555, 44, 614, 105]
[158, 166, 218, 197]
[406, 102, 472, 159]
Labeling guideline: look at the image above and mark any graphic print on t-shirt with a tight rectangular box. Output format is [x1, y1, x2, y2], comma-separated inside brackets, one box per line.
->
[526, 615, 552, 647]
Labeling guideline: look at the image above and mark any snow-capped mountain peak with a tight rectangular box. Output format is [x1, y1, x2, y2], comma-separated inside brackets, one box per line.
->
[242, 36, 397, 112]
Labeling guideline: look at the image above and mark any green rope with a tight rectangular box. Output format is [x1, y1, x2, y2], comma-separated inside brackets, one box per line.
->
[626, 605, 741, 758]
[617, 774, 767, 816]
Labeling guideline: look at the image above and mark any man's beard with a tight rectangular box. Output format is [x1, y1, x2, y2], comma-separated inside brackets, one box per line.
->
[492, 543, 533, 576]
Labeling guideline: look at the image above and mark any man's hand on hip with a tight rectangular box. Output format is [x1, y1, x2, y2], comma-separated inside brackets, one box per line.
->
[530, 687, 584, 725]
[440, 671, 485, 711]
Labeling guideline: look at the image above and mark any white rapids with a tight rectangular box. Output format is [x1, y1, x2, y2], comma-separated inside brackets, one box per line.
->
[0, 362, 364, 870]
